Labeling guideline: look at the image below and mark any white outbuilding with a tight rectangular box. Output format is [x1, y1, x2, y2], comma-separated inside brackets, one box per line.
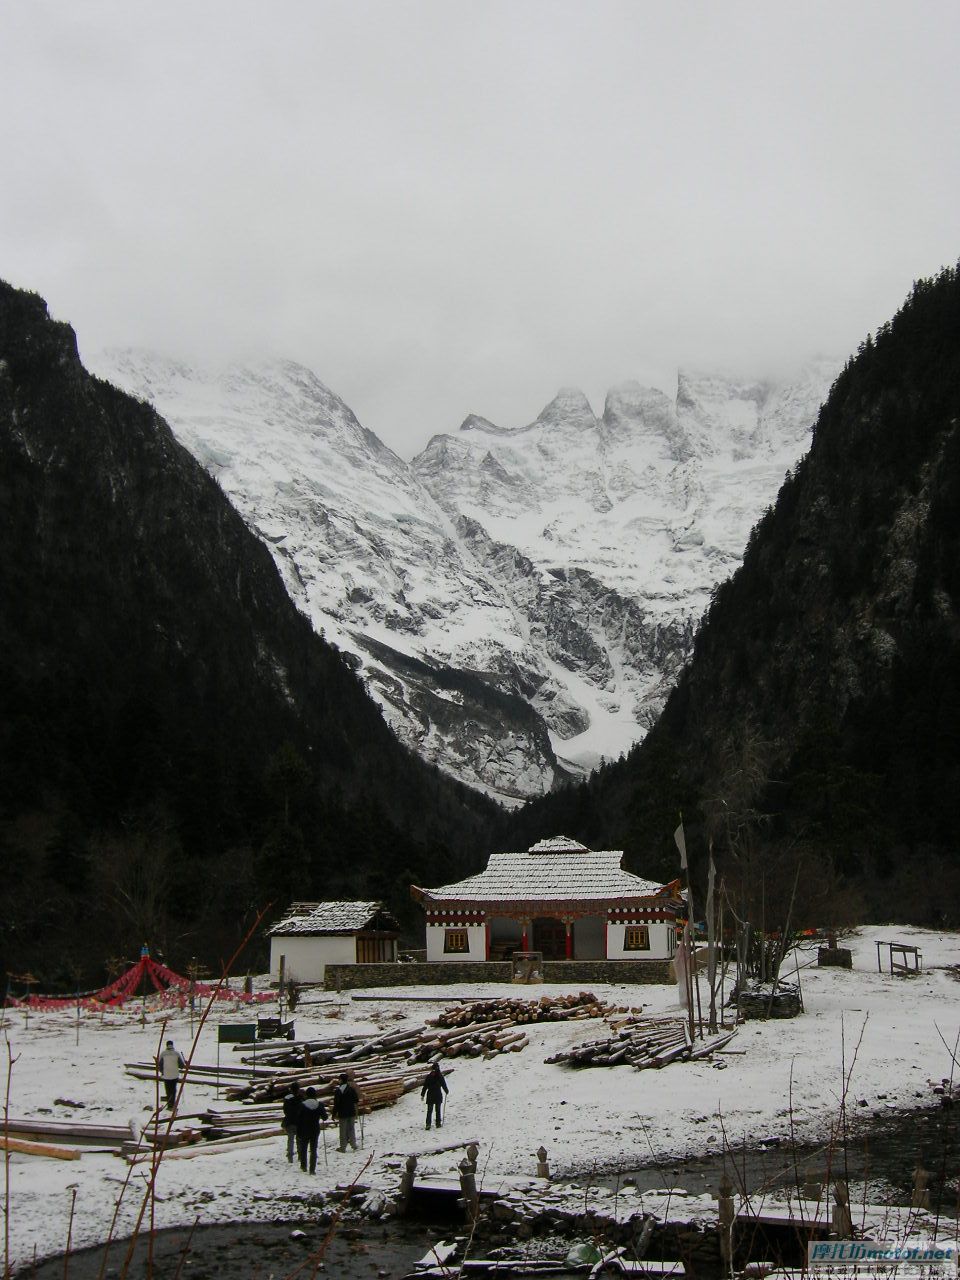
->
[267, 900, 401, 984]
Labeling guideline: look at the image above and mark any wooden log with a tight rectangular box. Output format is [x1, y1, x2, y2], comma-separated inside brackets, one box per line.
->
[687, 1031, 737, 1059]
[127, 1131, 280, 1162]
[1, 1136, 81, 1160]
[1, 1118, 135, 1146]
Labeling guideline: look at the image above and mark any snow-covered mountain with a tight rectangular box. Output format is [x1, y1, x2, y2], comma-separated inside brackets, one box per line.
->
[90, 350, 839, 804]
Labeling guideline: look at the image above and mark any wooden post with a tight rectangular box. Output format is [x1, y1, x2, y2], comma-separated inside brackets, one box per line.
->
[536, 1145, 550, 1179]
[707, 842, 718, 1034]
[459, 1156, 479, 1221]
[716, 1173, 735, 1274]
[398, 1154, 417, 1214]
[912, 1163, 931, 1210]
[802, 1167, 823, 1201]
[718, 886, 726, 1024]
[564, 922, 573, 960]
[684, 922, 695, 1042]
[680, 824, 703, 1039]
[832, 1179, 852, 1237]
[464, 1142, 479, 1172]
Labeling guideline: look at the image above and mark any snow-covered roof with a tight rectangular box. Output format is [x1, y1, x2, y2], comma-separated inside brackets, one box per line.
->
[413, 836, 678, 907]
[268, 901, 399, 936]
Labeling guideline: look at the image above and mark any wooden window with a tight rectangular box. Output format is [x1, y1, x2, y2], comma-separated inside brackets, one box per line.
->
[623, 925, 650, 952]
[443, 928, 470, 954]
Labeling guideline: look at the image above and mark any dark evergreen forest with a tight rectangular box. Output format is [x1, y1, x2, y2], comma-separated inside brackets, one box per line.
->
[0, 281, 499, 987]
[507, 265, 960, 928]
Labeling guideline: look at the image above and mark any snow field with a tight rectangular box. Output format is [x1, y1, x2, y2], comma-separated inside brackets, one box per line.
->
[3, 925, 957, 1268]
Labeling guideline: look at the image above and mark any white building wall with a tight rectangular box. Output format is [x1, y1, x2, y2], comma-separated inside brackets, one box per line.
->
[606, 921, 675, 961]
[426, 923, 486, 962]
[269, 934, 356, 983]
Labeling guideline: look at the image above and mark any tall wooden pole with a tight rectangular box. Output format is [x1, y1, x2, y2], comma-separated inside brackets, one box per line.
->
[677, 814, 703, 1040]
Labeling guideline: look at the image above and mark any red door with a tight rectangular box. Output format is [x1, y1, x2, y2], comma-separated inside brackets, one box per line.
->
[532, 917, 566, 960]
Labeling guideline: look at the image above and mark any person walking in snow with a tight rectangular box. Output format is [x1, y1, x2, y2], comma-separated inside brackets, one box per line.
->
[332, 1072, 360, 1152]
[295, 1086, 327, 1174]
[282, 1080, 303, 1163]
[421, 1062, 448, 1129]
[157, 1039, 186, 1109]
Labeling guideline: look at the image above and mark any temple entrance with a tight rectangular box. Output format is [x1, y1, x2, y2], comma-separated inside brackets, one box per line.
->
[532, 916, 567, 960]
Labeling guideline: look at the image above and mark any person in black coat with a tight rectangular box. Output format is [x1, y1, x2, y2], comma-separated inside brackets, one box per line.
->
[282, 1081, 302, 1163]
[421, 1062, 449, 1129]
[295, 1086, 328, 1173]
[332, 1072, 360, 1152]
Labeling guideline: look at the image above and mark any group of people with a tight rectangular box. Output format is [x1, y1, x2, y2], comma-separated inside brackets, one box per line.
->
[282, 1072, 361, 1173]
[280, 1063, 449, 1170]
[157, 1038, 450, 1172]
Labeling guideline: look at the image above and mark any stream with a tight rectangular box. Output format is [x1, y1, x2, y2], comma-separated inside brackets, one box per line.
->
[588, 1101, 960, 1211]
[22, 1105, 959, 1279]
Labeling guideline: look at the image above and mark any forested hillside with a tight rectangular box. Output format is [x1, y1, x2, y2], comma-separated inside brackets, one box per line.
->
[0, 281, 497, 985]
[508, 266, 960, 926]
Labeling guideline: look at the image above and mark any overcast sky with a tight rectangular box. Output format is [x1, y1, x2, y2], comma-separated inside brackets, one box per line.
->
[2, 2, 958, 455]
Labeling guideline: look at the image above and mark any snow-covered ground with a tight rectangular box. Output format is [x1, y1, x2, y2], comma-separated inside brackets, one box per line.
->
[3, 926, 958, 1269]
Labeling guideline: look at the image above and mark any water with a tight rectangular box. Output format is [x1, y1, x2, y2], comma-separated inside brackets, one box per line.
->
[590, 1102, 960, 1212]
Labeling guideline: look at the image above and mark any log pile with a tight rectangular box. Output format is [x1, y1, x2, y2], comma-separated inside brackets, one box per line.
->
[224, 1000, 589, 1098]
[429, 992, 621, 1028]
[121, 994, 643, 1156]
[544, 1016, 736, 1069]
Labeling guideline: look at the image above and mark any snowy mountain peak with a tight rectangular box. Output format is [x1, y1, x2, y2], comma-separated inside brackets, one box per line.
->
[95, 346, 841, 805]
[459, 413, 507, 434]
[601, 381, 687, 459]
[535, 387, 597, 431]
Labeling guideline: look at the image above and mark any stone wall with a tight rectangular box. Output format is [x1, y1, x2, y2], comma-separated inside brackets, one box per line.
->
[542, 960, 673, 985]
[322, 959, 673, 990]
[323, 961, 512, 989]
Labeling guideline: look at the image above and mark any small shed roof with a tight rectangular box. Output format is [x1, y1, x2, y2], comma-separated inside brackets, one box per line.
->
[412, 835, 679, 907]
[268, 900, 400, 937]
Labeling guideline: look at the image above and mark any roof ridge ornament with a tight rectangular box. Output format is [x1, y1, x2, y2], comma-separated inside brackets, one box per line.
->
[528, 835, 590, 853]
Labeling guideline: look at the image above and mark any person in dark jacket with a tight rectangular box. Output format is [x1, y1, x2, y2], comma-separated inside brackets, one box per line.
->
[332, 1072, 360, 1152]
[282, 1081, 302, 1163]
[295, 1086, 328, 1174]
[421, 1062, 449, 1129]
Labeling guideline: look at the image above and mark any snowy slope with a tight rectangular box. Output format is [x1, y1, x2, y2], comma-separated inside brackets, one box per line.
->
[91, 351, 838, 800]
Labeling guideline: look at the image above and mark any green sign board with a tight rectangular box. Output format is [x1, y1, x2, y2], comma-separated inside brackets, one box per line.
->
[218, 1022, 256, 1044]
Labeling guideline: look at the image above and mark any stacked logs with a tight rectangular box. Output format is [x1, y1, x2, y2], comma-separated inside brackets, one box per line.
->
[429, 992, 621, 1029]
[225, 1056, 421, 1106]
[408, 1018, 528, 1063]
[124, 995, 641, 1132]
[230, 994, 614, 1094]
[545, 1016, 737, 1069]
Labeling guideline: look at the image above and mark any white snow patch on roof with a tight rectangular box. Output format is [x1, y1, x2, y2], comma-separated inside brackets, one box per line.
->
[268, 900, 393, 935]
